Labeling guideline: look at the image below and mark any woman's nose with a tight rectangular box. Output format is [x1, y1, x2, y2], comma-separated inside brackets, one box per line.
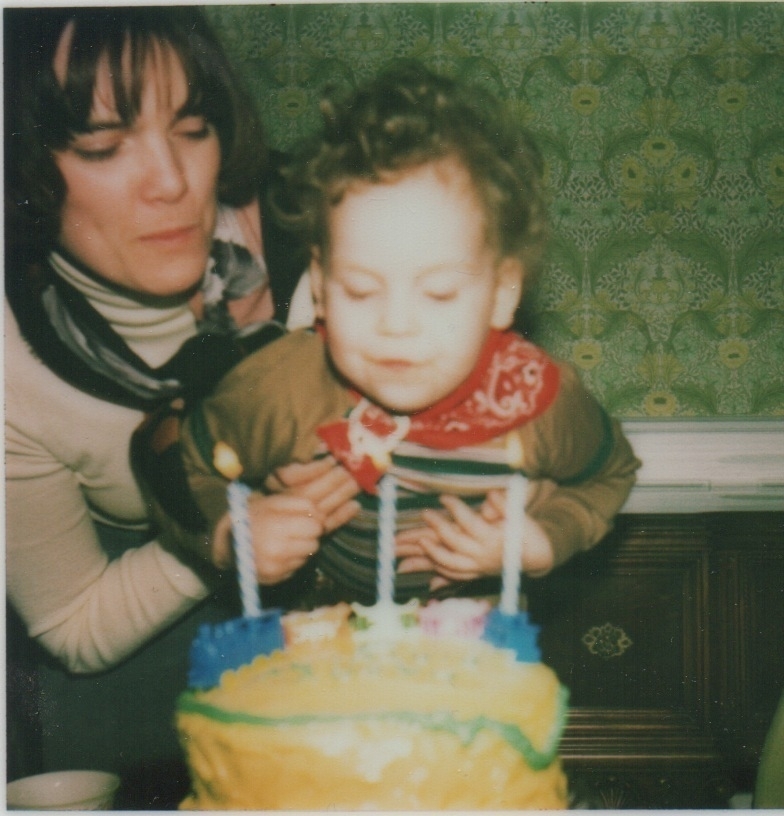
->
[140, 136, 187, 202]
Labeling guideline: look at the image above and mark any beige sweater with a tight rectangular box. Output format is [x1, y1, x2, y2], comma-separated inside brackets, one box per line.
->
[5, 286, 209, 674]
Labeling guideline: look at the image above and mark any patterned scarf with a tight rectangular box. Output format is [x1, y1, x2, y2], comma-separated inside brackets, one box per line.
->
[317, 329, 561, 492]
[26, 203, 282, 409]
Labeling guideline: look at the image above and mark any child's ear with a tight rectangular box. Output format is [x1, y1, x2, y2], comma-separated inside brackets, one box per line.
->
[309, 250, 327, 320]
[490, 257, 525, 330]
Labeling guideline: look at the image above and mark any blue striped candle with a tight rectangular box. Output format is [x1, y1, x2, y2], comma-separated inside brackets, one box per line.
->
[376, 475, 397, 606]
[500, 472, 527, 615]
[227, 480, 262, 618]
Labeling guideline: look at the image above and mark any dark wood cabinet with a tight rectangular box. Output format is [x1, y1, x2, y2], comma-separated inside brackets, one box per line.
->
[527, 512, 784, 809]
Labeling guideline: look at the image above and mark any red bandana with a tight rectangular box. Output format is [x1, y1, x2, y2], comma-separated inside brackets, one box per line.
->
[317, 329, 560, 493]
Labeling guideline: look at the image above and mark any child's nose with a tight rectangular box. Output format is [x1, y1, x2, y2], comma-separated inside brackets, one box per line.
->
[378, 293, 416, 335]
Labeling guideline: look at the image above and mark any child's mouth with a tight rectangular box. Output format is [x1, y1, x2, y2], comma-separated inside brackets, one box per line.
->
[376, 359, 416, 372]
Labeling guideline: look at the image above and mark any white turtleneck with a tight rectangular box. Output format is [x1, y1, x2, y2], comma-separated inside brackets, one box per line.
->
[5, 275, 209, 673]
[49, 250, 198, 369]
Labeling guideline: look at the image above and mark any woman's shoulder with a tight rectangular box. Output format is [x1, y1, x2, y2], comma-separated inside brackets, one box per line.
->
[4, 298, 70, 412]
[4, 297, 144, 477]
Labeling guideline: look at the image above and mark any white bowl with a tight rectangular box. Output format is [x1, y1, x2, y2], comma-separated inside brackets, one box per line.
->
[6, 770, 120, 810]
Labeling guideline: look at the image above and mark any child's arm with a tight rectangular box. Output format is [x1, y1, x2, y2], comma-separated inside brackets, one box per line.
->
[396, 492, 553, 588]
[397, 361, 640, 584]
[179, 330, 357, 582]
[521, 362, 641, 568]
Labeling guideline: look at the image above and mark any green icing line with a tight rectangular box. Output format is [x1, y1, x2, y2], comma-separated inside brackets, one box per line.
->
[177, 685, 569, 772]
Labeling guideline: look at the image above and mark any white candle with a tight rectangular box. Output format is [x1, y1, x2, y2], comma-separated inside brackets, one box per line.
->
[500, 472, 527, 615]
[376, 475, 397, 606]
[227, 480, 262, 618]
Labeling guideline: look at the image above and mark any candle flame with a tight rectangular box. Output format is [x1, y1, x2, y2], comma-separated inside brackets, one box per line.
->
[213, 442, 243, 481]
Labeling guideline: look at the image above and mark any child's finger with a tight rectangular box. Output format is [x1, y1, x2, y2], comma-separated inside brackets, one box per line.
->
[395, 540, 426, 559]
[429, 575, 452, 592]
[397, 555, 438, 574]
[480, 489, 506, 522]
[323, 499, 360, 534]
[416, 523, 481, 577]
[438, 495, 492, 541]
[420, 509, 468, 554]
[395, 527, 439, 556]
[395, 527, 432, 545]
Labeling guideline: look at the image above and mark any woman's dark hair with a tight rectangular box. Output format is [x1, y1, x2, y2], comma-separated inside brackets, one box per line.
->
[281, 61, 549, 287]
[4, 6, 265, 261]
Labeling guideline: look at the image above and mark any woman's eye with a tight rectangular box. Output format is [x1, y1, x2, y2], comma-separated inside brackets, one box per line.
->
[176, 117, 212, 140]
[70, 141, 120, 162]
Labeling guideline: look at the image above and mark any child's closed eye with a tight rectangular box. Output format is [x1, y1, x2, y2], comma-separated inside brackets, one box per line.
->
[419, 268, 468, 302]
[338, 272, 382, 301]
[424, 288, 458, 302]
[343, 284, 379, 301]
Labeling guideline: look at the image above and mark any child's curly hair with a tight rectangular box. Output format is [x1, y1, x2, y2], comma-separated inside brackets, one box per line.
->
[280, 61, 549, 288]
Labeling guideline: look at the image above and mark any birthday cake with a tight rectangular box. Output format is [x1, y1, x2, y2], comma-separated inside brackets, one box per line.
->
[176, 599, 568, 810]
[175, 447, 569, 809]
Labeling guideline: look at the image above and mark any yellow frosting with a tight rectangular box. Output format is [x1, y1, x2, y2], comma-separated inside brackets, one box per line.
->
[177, 633, 568, 810]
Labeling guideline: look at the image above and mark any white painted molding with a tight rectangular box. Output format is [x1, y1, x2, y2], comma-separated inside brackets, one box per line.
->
[620, 419, 784, 513]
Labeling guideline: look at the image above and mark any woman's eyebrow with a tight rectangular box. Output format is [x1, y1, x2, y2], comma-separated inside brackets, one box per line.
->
[73, 119, 126, 138]
[82, 98, 203, 133]
[83, 120, 124, 131]
[174, 97, 205, 120]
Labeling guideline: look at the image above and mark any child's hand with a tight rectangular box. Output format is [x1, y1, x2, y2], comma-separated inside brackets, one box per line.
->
[395, 527, 443, 574]
[264, 456, 361, 533]
[395, 490, 555, 587]
[420, 495, 507, 583]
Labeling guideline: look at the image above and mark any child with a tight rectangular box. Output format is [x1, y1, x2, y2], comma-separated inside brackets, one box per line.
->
[179, 63, 641, 606]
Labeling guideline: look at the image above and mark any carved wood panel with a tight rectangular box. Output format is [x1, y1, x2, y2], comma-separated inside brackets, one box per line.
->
[708, 513, 784, 789]
[528, 513, 784, 808]
[528, 515, 713, 725]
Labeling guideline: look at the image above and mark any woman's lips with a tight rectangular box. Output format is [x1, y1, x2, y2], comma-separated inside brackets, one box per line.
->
[139, 225, 199, 245]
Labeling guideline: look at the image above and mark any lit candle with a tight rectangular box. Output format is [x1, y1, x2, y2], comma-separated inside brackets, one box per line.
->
[227, 480, 262, 618]
[214, 443, 262, 619]
[500, 472, 527, 615]
[376, 474, 397, 606]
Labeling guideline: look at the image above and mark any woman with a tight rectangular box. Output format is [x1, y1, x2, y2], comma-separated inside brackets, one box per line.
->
[4, 7, 355, 803]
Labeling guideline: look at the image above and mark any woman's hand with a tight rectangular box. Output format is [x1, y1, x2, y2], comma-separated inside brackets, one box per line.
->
[211, 457, 360, 585]
[264, 456, 360, 533]
[396, 489, 555, 590]
[212, 492, 326, 585]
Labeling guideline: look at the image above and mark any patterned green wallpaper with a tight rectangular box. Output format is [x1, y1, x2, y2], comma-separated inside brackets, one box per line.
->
[206, 3, 784, 418]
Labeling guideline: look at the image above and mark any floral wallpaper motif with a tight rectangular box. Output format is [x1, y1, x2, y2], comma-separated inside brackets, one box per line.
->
[207, 3, 784, 418]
